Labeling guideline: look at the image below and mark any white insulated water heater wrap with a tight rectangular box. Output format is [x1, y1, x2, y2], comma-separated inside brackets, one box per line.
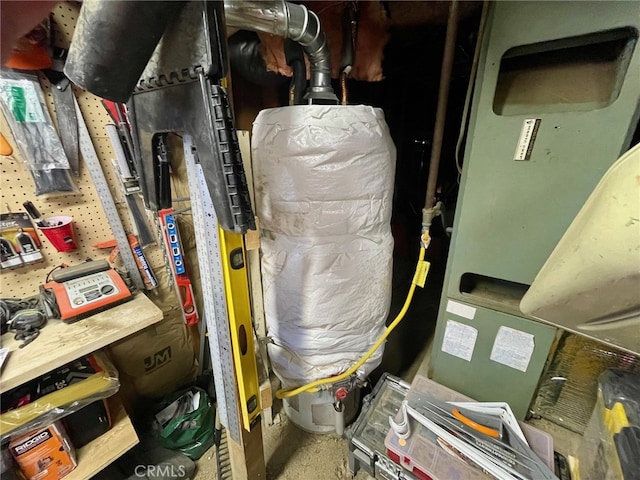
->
[252, 105, 396, 387]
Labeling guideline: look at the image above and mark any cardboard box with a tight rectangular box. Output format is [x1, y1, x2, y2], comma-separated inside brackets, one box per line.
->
[108, 316, 197, 398]
[9, 422, 76, 480]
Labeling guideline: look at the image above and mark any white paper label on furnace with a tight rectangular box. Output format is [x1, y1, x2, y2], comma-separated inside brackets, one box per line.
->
[445, 300, 476, 319]
[490, 326, 535, 372]
[442, 320, 478, 362]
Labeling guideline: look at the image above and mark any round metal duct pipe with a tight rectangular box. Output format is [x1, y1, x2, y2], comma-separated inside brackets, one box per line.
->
[223, 0, 337, 103]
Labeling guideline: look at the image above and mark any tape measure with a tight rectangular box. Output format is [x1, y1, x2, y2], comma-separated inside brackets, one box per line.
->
[184, 134, 242, 443]
[74, 97, 145, 291]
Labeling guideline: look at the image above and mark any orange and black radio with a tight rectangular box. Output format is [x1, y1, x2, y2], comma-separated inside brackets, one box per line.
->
[44, 260, 132, 322]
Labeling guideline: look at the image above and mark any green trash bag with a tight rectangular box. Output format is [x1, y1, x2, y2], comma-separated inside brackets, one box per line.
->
[153, 386, 215, 460]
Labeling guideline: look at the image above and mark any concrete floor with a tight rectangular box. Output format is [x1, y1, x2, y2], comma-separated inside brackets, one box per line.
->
[191, 244, 581, 479]
[193, 341, 434, 480]
[191, 241, 457, 479]
[192, 334, 582, 480]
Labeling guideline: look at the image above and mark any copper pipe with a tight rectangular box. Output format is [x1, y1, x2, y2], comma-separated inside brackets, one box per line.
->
[340, 71, 348, 105]
[424, 0, 460, 211]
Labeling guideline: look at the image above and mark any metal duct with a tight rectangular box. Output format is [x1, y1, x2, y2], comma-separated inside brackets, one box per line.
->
[223, 0, 337, 103]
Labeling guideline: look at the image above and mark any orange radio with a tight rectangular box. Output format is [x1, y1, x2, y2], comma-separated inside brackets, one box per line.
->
[44, 260, 132, 322]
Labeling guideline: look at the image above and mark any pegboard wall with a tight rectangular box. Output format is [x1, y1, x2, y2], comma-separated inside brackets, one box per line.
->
[0, 2, 166, 298]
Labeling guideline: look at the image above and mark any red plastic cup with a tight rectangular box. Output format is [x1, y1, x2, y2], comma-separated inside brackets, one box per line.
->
[39, 216, 78, 252]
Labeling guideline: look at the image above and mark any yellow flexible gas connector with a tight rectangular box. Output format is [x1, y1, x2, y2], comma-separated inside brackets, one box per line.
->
[276, 243, 428, 399]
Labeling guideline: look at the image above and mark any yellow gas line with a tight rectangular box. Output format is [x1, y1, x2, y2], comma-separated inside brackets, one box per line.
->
[276, 240, 430, 399]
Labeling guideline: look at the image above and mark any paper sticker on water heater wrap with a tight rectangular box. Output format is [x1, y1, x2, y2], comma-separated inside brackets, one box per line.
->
[218, 227, 261, 430]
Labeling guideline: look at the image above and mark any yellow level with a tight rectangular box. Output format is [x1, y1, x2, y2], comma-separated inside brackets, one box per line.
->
[218, 227, 261, 430]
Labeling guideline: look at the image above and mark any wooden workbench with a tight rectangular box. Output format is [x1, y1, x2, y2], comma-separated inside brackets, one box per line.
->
[1, 293, 163, 479]
[0, 293, 163, 391]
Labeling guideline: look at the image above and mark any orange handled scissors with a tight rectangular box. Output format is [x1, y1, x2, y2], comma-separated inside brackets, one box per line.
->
[452, 408, 501, 438]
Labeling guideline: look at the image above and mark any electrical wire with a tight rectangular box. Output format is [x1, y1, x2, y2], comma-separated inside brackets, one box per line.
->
[45, 263, 67, 283]
[276, 245, 426, 399]
[7, 299, 48, 348]
[0, 301, 11, 324]
[39, 285, 60, 319]
[10, 309, 46, 329]
[0, 268, 63, 347]
[0, 297, 39, 312]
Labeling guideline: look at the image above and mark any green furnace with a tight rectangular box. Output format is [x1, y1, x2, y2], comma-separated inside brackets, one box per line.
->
[429, 1, 640, 419]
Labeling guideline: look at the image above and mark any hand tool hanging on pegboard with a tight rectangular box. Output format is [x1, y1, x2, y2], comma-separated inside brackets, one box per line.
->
[43, 47, 80, 177]
[0, 71, 78, 196]
[2, 16, 79, 190]
[102, 100, 155, 246]
[73, 97, 146, 291]
[153, 134, 172, 210]
[23, 14, 81, 177]
[102, 100, 137, 179]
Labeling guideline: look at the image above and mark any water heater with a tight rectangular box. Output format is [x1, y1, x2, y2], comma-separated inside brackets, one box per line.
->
[253, 105, 396, 432]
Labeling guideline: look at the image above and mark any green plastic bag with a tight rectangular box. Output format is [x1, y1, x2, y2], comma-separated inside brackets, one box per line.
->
[154, 387, 215, 460]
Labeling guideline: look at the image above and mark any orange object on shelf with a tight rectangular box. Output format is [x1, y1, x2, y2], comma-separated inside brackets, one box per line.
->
[9, 422, 77, 480]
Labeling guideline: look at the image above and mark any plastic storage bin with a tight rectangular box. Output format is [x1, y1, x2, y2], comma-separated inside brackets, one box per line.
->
[385, 375, 554, 480]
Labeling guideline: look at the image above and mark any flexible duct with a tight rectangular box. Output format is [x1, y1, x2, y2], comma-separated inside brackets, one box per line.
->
[228, 30, 288, 87]
[223, 0, 337, 103]
[64, 0, 186, 102]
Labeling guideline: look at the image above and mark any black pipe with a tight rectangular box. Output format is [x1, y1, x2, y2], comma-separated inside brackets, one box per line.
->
[285, 39, 306, 105]
[228, 30, 288, 87]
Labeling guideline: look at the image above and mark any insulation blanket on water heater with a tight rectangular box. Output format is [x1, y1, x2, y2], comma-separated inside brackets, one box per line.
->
[252, 105, 396, 386]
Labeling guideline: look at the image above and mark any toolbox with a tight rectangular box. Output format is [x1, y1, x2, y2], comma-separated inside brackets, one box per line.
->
[346, 373, 417, 480]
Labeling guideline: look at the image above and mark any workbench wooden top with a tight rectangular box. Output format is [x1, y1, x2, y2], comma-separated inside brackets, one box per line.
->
[0, 293, 163, 392]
